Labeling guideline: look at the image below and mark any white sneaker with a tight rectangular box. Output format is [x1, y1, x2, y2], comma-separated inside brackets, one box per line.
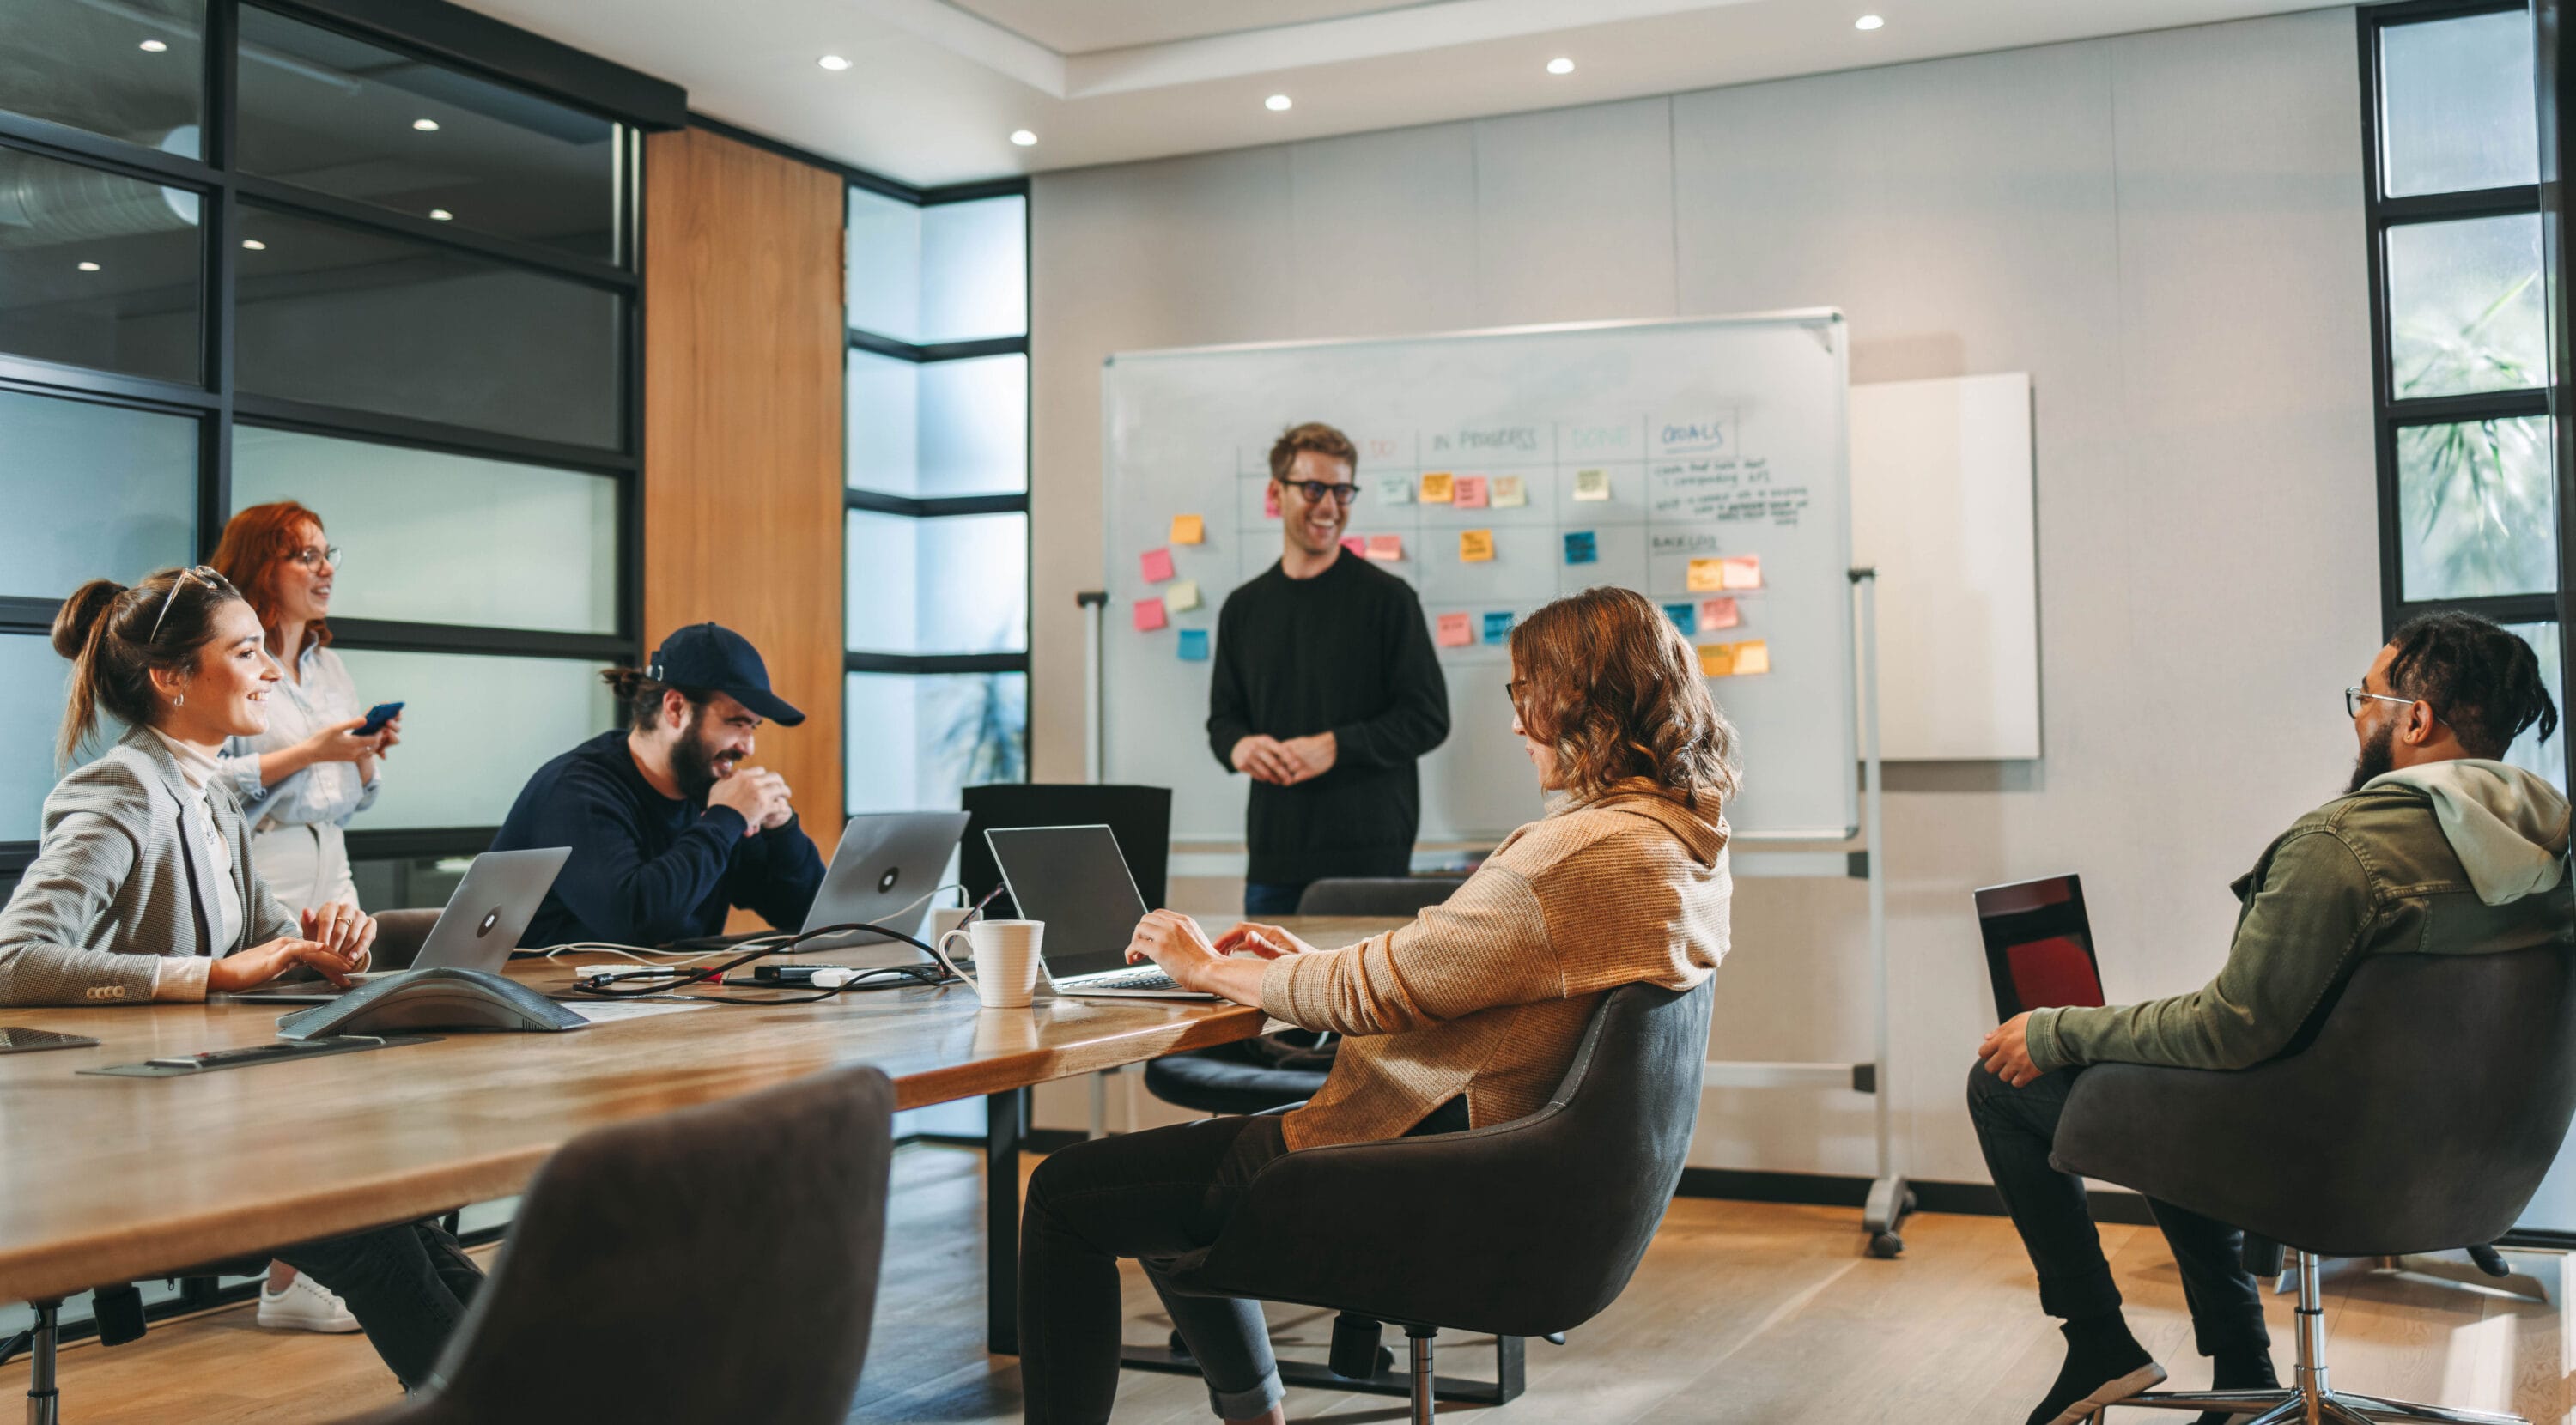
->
[256, 1274, 361, 1333]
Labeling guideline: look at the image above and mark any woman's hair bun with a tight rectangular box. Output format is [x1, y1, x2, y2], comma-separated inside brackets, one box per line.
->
[51, 579, 128, 660]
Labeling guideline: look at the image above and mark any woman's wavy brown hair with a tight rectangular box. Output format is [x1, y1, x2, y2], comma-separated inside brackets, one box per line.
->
[1508, 585, 1741, 810]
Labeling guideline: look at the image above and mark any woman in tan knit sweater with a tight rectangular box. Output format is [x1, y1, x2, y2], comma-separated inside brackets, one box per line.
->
[1018, 585, 1738, 1425]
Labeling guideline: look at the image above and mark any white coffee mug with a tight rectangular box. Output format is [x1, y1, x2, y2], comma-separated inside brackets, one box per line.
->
[936, 919, 1044, 1010]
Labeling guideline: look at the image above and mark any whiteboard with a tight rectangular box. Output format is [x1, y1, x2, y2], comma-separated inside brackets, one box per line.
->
[1850, 373, 2040, 761]
[1102, 313, 1858, 845]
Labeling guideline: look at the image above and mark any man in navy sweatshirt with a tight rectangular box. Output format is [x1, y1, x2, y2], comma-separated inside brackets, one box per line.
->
[493, 622, 825, 948]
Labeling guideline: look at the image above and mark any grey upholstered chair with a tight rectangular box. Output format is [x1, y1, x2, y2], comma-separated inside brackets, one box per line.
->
[368, 908, 442, 970]
[1141, 978, 1714, 1424]
[342, 1064, 897, 1425]
[2051, 949, 2576, 1425]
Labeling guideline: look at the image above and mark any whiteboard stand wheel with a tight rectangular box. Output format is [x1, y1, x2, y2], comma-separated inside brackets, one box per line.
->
[1869, 1231, 1905, 1260]
[1862, 1173, 1911, 1259]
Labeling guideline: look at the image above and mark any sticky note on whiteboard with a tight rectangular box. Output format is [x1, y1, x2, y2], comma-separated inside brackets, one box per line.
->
[1435, 612, 1473, 647]
[1340, 535, 1365, 557]
[1378, 476, 1415, 506]
[1699, 639, 1769, 677]
[1564, 531, 1598, 566]
[1722, 555, 1764, 590]
[1133, 597, 1167, 632]
[1686, 557, 1724, 592]
[1452, 475, 1489, 509]
[1164, 579, 1201, 613]
[1572, 468, 1613, 501]
[1697, 642, 1731, 676]
[1729, 640, 1770, 675]
[1701, 597, 1741, 630]
[1140, 548, 1176, 583]
[1177, 628, 1209, 661]
[1662, 602, 1698, 636]
[1420, 472, 1455, 503]
[1170, 514, 1205, 545]
[1365, 534, 1404, 561]
[1492, 475, 1527, 508]
[1483, 611, 1515, 645]
[1459, 529, 1494, 562]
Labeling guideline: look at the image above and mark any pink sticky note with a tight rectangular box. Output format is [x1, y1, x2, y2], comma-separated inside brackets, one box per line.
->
[1452, 475, 1489, 509]
[1133, 597, 1168, 632]
[1340, 535, 1365, 557]
[1435, 612, 1473, 647]
[1263, 483, 1281, 519]
[1139, 547, 1176, 583]
[1701, 597, 1741, 630]
[1366, 534, 1404, 561]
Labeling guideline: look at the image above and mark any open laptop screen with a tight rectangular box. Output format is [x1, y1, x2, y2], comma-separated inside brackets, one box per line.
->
[983, 825, 1151, 980]
[1971, 874, 2106, 1022]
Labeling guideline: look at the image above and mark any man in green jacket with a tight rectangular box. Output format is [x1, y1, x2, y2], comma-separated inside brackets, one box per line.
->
[1971, 612, 2570, 1425]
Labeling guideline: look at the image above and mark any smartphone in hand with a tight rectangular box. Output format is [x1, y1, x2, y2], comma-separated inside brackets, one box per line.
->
[355, 701, 404, 737]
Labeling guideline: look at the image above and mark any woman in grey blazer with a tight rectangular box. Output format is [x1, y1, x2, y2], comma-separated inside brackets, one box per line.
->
[0, 568, 482, 1391]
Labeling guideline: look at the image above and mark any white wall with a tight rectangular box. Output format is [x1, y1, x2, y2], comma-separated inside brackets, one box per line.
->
[1028, 10, 2379, 1182]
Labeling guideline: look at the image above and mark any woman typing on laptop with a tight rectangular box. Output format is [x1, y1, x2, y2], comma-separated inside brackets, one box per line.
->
[1018, 585, 1738, 1425]
[0, 568, 482, 1389]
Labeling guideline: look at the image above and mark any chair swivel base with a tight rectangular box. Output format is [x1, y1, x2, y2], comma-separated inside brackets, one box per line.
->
[1120, 1332, 1528, 1408]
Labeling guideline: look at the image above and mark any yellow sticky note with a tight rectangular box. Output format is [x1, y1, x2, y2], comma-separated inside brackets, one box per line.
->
[1170, 514, 1205, 545]
[1686, 557, 1725, 592]
[1421, 471, 1455, 503]
[1492, 475, 1527, 508]
[1730, 639, 1770, 676]
[1698, 643, 1734, 677]
[1722, 555, 1763, 590]
[1165, 579, 1202, 613]
[1459, 529, 1495, 563]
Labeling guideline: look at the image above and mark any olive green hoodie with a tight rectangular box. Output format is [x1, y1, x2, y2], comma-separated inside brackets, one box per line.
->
[2026, 759, 2574, 1074]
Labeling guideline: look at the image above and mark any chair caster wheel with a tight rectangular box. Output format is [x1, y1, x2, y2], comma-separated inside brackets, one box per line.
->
[1868, 1231, 1905, 1258]
[1168, 1328, 1189, 1356]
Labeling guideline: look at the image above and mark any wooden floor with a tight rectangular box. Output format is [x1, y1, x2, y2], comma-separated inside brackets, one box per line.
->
[8, 1143, 2565, 1423]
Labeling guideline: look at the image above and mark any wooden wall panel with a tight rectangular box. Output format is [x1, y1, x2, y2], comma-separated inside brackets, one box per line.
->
[643, 128, 845, 880]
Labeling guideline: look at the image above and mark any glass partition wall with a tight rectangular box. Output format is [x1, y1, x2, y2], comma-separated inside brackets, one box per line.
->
[0, 0, 641, 891]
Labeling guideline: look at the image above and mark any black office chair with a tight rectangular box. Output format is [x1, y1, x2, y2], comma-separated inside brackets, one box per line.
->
[341, 1064, 896, 1424]
[1133, 978, 1714, 1423]
[368, 908, 440, 969]
[1140, 876, 1465, 1117]
[2050, 949, 2576, 1425]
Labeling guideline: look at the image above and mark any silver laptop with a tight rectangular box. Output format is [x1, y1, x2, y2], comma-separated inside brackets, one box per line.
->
[666, 810, 971, 953]
[984, 824, 1216, 1000]
[228, 846, 573, 1003]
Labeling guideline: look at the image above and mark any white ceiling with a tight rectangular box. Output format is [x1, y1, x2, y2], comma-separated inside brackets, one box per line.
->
[458, 0, 2349, 189]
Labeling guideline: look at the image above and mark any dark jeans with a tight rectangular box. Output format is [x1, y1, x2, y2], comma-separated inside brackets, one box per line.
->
[1242, 882, 1309, 917]
[1020, 1114, 1291, 1424]
[1965, 1063, 2269, 1358]
[275, 1220, 483, 1389]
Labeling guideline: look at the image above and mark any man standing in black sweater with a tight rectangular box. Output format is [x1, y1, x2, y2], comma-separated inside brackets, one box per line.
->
[1208, 421, 1450, 915]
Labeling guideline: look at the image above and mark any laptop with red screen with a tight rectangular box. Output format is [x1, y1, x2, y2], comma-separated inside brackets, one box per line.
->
[1972, 875, 2108, 1022]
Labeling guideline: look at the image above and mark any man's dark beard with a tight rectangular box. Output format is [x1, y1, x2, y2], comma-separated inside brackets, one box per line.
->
[671, 708, 725, 803]
[2345, 719, 2397, 796]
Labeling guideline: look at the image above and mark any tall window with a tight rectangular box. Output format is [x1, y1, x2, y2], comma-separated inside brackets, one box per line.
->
[2360, 0, 2572, 791]
[0, 0, 645, 898]
[843, 182, 1031, 814]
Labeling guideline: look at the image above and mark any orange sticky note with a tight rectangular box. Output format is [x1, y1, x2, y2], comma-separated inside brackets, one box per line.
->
[1133, 597, 1167, 632]
[1722, 555, 1764, 590]
[1459, 529, 1495, 562]
[1730, 639, 1770, 675]
[1453, 475, 1489, 509]
[1698, 642, 1733, 677]
[1435, 612, 1473, 647]
[1686, 557, 1725, 592]
[1365, 533, 1404, 561]
[1701, 597, 1741, 630]
[1420, 472, 1455, 503]
[1170, 514, 1205, 545]
[1140, 547, 1175, 583]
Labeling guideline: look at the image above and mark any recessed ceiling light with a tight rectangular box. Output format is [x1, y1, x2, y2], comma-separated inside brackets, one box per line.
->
[428, 209, 453, 221]
[1855, 14, 1885, 29]
[1265, 94, 1292, 112]
[1010, 129, 1036, 147]
[412, 118, 440, 131]
[818, 54, 850, 70]
[76, 261, 100, 271]
[138, 38, 167, 52]
[241, 239, 266, 251]
[1546, 57, 1574, 75]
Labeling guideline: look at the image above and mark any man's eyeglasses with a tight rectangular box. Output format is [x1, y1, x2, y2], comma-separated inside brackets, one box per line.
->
[2345, 685, 2447, 725]
[147, 566, 232, 646]
[1278, 479, 1359, 506]
[286, 545, 342, 570]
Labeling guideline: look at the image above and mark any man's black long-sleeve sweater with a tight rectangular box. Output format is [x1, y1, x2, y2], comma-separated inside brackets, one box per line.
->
[1206, 553, 1450, 884]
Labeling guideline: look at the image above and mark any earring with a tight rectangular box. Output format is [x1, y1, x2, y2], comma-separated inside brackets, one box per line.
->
[173, 694, 185, 707]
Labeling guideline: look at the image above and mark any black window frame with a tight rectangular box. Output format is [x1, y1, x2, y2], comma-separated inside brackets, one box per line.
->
[2358, 0, 2576, 791]
[0, 0, 682, 876]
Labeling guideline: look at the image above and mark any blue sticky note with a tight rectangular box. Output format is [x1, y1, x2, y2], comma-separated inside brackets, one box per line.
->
[1482, 611, 1515, 645]
[1662, 602, 1697, 636]
[1564, 530, 1598, 565]
[1177, 628, 1210, 662]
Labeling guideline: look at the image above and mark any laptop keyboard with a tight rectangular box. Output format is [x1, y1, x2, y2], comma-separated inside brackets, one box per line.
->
[1072, 967, 1184, 992]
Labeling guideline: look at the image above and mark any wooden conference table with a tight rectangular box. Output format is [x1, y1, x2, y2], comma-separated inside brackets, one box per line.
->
[0, 915, 1401, 1355]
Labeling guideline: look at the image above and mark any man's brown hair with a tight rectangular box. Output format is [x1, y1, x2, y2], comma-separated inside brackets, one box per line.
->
[1509, 585, 1741, 810]
[1267, 421, 1358, 483]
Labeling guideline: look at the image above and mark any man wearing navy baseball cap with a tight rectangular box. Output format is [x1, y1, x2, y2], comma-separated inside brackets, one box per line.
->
[492, 622, 826, 947]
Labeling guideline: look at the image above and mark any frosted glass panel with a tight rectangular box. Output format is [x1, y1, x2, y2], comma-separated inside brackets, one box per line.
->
[2397, 416, 2557, 601]
[845, 672, 1025, 814]
[846, 510, 1029, 655]
[920, 353, 1027, 497]
[2380, 12, 2538, 199]
[848, 187, 923, 341]
[0, 635, 70, 841]
[2385, 215, 2549, 398]
[232, 428, 620, 633]
[847, 349, 920, 495]
[2505, 622, 2565, 795]
[0, 389, 195, 599]
[329, 651, 614, 828]
[921, 196, 1026, 342]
